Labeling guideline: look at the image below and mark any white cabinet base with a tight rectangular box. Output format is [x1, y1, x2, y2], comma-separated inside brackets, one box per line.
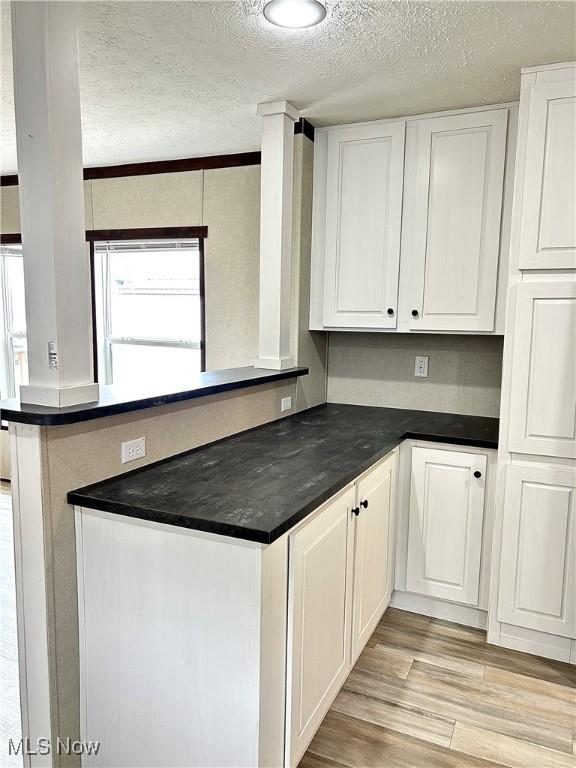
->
[76, 509, 288, 768]
[390, 590, 488, 630]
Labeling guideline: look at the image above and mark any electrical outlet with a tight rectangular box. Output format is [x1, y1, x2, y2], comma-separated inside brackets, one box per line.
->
[414, 356, 429, 378]
[280, 396, 293, 413]
[121, 437, 146, 464]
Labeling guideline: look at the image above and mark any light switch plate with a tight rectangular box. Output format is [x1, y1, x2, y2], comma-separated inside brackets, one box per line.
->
[121, 437, 146, 464]
[414, 356, 429, 378]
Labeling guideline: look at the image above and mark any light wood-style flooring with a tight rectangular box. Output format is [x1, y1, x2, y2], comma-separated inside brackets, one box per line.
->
[301, 607, 576, 768]
[0, 482, 22, 767]
[2, 481, 575, 767]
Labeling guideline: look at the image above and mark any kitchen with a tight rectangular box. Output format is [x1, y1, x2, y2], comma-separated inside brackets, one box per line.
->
[0, 2, 575, 767]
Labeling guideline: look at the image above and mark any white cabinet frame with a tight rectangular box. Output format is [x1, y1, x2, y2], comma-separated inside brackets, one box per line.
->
[508, 282, 576, 459]
[322, 122, 405, 328]
[498, 464, 576, 638]
[517, 78, 576, 270]
[405, 446, 487, 606]
[408, 110, 508, 332]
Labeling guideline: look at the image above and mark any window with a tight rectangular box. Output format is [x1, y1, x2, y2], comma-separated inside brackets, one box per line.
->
[0, 235, 205, 398]
[93, 239, 204, 390]
[0, 244, 28, 399]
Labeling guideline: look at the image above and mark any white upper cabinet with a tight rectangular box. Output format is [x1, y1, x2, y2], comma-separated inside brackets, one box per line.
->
[407, 110, 508, 332]
[508, 283, 576, 459]
[322, 122, 405, 328]
[406, 446, 486, 606]
[310, 103, 513, 333]
[516, 70, 576, 270]
[498, 464, 575, 638]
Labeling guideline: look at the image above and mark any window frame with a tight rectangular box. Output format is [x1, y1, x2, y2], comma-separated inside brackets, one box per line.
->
[0, 242, 27, 400]
[0, 226, 207, 395]
[87, 227, 207, 384]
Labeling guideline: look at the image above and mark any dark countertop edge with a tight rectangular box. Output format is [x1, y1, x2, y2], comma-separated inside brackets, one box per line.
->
[0, 367, 309, 426]
[68, 428, 498, 545]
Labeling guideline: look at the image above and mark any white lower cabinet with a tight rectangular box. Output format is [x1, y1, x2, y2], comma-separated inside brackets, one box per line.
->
[405, 446, 487, 606]
[286, 452, 397, 767]
[286, 485, 355, 766]
[498, 464, 576, 638]
[351, 451, 397, 661]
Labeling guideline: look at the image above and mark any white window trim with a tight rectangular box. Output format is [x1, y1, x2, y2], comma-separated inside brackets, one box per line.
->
[93, 240, 202, 386]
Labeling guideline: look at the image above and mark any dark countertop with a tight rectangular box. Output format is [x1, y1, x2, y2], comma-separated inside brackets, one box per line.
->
[68, 404, 499, 544]
[0, 366, 308, 426]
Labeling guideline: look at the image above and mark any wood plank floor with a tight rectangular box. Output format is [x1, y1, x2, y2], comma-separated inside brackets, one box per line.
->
[300, 608, 576, 768]
[0, 482, 22, 767]
[2, 481, 574, 768]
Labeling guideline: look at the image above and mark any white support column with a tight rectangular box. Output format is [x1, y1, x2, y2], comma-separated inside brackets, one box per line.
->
[11, 1, 99, 407]
[255, 100, 299, 370]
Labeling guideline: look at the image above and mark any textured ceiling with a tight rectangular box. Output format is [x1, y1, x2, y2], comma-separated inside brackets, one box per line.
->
[1, 0, 575, 173]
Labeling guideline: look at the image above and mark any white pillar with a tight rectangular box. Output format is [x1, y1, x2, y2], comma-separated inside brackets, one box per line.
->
[255, 100, 299, 370]
[11, 1, 99, 407]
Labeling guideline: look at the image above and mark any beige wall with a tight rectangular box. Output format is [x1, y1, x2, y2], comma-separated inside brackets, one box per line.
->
[327, 333, 504, 417]
[0, 142, 327, 400]
[35, 378, 297, 764]
[0, 167, 259, 373]
[203, 165, 261, 370]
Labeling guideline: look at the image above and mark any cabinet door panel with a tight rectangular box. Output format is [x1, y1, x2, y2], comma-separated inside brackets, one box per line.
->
[409, 110, 507, 331]
[498, 465, 576, 638]
[508, 283, 576, 459]
[323, 122, 405, 328]
[286, 486, 354, 767]
[406, 447, 486, 605]
[518, 79, 576, 269]
[352, 452, 396, 661]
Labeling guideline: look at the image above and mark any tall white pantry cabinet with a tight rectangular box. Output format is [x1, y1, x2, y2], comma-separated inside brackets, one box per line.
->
[490, 61, 576, 663]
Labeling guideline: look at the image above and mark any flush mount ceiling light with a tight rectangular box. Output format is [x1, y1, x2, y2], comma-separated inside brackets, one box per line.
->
[263, 0, 327, 28]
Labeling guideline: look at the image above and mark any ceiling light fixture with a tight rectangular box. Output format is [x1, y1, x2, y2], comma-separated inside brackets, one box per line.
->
[263, 0, 326, 28]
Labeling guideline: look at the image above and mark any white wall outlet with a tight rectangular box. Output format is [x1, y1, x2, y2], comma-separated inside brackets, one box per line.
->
[280, 396, 293, 413]
[414, 356, 429, 378]
[121, 437, 146, 464]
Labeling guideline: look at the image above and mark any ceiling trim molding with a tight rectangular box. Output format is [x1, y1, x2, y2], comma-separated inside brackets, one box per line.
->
[0, 151, 262, 186]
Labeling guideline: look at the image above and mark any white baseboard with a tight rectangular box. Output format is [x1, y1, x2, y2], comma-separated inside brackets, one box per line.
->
[494, 623, 575, 664]
[390, 590, 487, 630]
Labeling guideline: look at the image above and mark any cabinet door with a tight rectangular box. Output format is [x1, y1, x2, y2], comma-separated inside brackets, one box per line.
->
[323, 122, 405, 328]
[286, 486, 354, 767]
[408, 110, 507, 331]
[498, 465, 576, 638]
[518, 78, 576, 269]
[508, 283, 576, 459]
[406, 447, 486, 605]
[351, 452, 397, 661]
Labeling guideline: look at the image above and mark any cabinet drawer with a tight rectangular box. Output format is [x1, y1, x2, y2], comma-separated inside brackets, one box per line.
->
[508, 283, 576, 459]
[406, 447, 486, 605]
[498, 464, 576, 638]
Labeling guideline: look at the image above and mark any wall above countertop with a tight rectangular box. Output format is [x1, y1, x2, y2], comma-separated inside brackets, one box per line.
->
[327, 333, 504, 418]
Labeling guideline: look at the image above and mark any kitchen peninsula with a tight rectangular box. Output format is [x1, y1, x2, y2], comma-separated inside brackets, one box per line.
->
[67, 403, 498, 767]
